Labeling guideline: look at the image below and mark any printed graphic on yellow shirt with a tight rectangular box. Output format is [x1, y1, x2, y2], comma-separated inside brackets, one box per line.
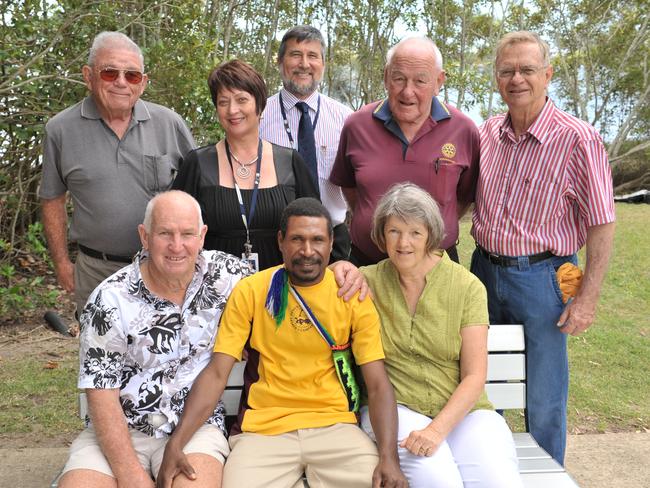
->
[442, 142, 456, 159]
[290, 305, 312, 332]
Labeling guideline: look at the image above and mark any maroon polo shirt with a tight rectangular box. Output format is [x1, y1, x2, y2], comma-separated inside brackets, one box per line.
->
[330, 97, 480, 263]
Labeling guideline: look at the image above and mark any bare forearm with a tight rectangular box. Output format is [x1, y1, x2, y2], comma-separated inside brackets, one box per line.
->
[428, 373, 484, 438]
[577, 222, 615, 304]
[363, 362, 399, 460]
[41, 195, 70, 265]
[87, 389, 144, 478]
[168, 353, 234, 449]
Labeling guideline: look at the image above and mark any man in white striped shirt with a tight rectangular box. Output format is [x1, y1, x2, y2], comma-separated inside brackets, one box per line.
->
[259, 25, 352, 261]
[471, 31, 615, 465]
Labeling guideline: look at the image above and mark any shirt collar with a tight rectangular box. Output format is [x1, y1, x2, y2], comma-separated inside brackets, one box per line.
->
[371, 96, 450, 147]
[372, 96, 451, 124]
[129, 249, 207, 299]
[80, 96, 151, 122]
[280, 88, 320, 112]
[499, 97, 556, 144]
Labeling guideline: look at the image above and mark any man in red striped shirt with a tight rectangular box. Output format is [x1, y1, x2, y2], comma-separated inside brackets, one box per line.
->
[471, 31, 615, 465]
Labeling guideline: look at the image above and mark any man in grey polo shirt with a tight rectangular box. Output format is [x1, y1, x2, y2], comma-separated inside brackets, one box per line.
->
[40, 31, 195, 316]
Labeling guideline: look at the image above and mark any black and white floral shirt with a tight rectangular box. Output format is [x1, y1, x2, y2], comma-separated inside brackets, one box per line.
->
[78, 249, 251, 438]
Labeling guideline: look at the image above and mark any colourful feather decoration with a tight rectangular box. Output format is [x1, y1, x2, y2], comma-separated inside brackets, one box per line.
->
[265, 267, 289, 327]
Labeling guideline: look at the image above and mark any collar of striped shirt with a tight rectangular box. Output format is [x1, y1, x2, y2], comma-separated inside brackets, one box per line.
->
[498, 97, 557, 144]
[280, 88, 320, 113]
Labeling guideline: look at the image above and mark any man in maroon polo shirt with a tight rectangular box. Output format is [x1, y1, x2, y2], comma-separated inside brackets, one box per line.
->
[330, 36, 479, 264]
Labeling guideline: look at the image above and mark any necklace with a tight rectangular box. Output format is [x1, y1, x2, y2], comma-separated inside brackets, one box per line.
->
[228, 146, 259, 179]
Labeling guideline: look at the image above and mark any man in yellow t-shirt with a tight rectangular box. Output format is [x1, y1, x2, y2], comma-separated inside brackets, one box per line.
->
[157, 198, 407, 488]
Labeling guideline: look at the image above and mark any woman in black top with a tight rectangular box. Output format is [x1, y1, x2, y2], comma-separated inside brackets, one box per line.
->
[173, 59, 318, 271]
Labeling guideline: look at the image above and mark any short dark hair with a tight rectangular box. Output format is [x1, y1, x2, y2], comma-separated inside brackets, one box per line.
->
[278, 25, 326, 62]
[207, 59, 267, 115]
[280, 198, 333, 237]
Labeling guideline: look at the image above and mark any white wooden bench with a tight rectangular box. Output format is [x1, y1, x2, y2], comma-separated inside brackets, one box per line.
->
[63, 324, 579, 487]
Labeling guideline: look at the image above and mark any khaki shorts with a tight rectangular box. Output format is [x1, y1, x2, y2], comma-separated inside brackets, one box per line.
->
[61, 423, 229, 480]
[223, 423, 378, 488]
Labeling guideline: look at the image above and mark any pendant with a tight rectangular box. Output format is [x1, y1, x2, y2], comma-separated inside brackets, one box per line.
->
[236, 165, 251, 179]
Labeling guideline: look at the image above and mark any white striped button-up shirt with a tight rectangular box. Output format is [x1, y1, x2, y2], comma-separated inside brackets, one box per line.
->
[260, 88, 352, 225]
[472, 99, 615, 256]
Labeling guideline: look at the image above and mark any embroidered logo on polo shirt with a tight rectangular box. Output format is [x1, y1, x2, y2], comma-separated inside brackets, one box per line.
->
[290, 305, 311, 332]
[441, 143, 456, 159]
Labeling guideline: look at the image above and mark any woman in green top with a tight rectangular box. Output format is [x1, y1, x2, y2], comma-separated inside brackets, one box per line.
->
[359, 183, 522, 487]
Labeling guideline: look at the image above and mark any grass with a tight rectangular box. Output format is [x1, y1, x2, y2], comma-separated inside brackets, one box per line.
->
[0, 354, 81, 442]
[0, 204, 648, 444]
[457, 203, 650, 433]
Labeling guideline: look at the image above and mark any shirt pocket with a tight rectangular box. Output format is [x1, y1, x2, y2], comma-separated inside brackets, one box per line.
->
[506, 176, 561, 227]
[144, 154, 175, 192]
[318, 145, 338, 180]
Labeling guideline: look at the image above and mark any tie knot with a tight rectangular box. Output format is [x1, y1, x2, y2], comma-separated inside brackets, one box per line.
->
[296, 101, 310, 114]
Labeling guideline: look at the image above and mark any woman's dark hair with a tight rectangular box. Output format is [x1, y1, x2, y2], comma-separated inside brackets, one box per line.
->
[207, 59, 268, 115]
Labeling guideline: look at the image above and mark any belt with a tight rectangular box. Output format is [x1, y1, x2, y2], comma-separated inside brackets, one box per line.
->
[476, 245, 555, 267]
[78, 244, 132, 264]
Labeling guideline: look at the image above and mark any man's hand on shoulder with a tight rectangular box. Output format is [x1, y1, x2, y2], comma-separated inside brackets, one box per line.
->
[372, 457, 408, 488]
[329, 260, 370, 301]
[156, 440, 196, 488]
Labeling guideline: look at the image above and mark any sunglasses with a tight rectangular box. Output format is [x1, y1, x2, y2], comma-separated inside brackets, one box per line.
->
[98, 67, 144, 84]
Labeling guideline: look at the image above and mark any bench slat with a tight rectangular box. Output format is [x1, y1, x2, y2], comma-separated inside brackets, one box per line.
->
[520, 472, 580, 488]
[487, 324, 526, 352]
[485, 383, 526, 409]
[519, 457, 565, 473]
[487, 353, 525, 381]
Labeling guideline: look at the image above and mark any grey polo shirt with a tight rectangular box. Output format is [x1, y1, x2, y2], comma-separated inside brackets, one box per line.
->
[40, 96, 196, 256]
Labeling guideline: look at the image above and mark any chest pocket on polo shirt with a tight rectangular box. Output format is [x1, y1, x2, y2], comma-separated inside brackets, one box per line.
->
[506, 176, 562, 226]
[144, 154, 175, 192]
[429, 158, 462, 206]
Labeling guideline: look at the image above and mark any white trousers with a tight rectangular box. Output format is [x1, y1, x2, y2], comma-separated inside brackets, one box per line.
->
[361, 405, 523, 488]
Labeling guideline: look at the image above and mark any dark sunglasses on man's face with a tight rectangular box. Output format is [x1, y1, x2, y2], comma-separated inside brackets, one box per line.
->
[98, 67, 144, 84]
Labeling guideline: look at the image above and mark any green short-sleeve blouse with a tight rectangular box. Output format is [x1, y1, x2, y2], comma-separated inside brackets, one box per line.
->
[362, 253, 493, 417]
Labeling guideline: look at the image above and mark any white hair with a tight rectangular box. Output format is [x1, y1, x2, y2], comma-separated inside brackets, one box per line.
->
[88, 31, 144, 69]
[386, 36, 443, 71]
[143, 191, 204, 232]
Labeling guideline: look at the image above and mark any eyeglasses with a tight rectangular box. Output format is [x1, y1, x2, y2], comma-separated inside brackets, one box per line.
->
[496, 65, 547, 79]
[98, 67, 144, 84]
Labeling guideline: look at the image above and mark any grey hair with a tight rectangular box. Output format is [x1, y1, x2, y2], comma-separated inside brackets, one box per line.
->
[143, 190, 204, 232]
[371, 182, 446, 254]
[88, 31, 144, 69]
[278, 25, 326, 62]
[386, 36, 443, 71]
[495, 31, 551, 68]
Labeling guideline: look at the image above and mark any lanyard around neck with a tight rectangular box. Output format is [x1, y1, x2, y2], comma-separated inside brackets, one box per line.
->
[224, 138, 263, 254]
[279, 91, 321, 148]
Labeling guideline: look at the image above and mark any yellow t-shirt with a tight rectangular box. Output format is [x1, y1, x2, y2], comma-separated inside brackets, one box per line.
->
[214, 265, 385, 435]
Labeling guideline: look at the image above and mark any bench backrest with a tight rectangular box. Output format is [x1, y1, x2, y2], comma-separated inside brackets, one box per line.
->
[79, 324, 526, 419]
[222, 324, 526, 415]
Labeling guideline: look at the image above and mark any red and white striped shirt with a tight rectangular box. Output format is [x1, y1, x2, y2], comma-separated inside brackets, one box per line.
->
[471, 99, 615, 256]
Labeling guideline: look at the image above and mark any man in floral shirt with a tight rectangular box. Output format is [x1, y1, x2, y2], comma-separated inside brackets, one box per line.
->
[57, 191, 251, 488]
